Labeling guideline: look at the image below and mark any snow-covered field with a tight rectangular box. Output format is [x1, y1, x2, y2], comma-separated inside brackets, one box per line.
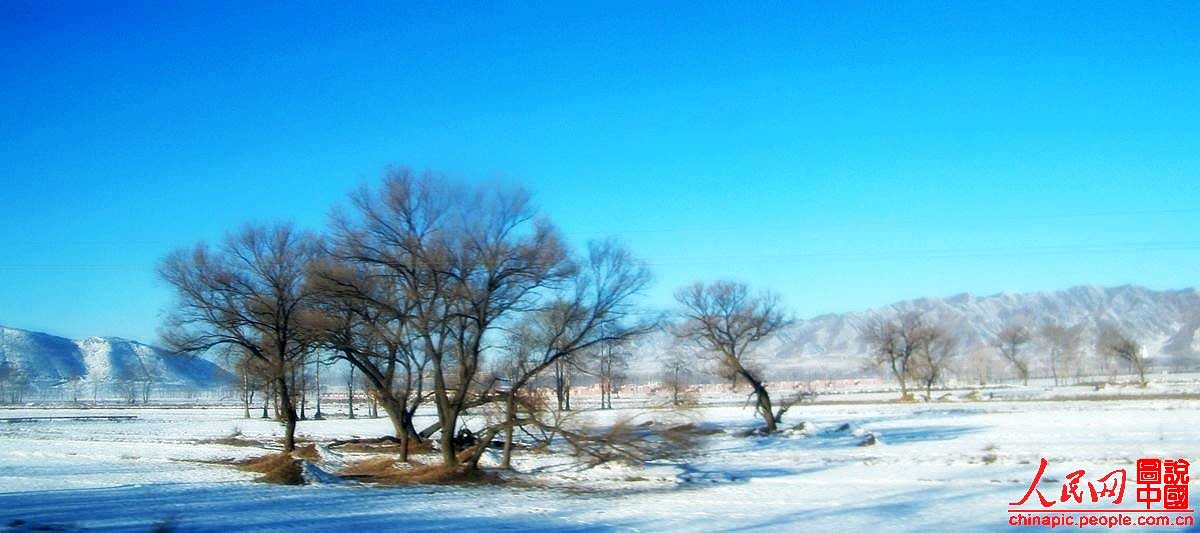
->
[1, 387, 1198, 532]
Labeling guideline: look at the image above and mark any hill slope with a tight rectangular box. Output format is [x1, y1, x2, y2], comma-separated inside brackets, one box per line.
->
[0, 326, 232, 387]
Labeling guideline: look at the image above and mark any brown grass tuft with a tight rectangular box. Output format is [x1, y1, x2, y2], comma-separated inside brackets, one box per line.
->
[237, 453, 304, 485]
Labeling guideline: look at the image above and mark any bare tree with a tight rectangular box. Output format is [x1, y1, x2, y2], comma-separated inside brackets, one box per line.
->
[994, 322, 1032, 385]
[1098, 326, 1148, 386]
[492, 239, 654, 469]
[1038, 321, 1082, 386]
[674, 281, 789, 433]
[158, 223, 320, 452]
[861, 312, 928, 401]
[552, 355, 575, 411]
[305, 258, 428, 459]
[909, 324, 958, 401]
[592, 336, 628, 410]
[331, 170, 572, 467]
[661, 346, 692, 406]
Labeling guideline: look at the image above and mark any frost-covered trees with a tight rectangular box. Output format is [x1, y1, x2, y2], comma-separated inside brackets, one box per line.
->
[674, 281, 790, 432]
[159, 223, 321, 452]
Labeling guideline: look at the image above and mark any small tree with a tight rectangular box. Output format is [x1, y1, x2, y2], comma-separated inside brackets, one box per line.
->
[861, 312, 927, 401]
[1038, 321, 1082, 386]
[1098, 327, 1148, 386]
[592, 335, 628, 410]
[994, 322, 1032, 385]
[909, 324, 957, 401]
[661, 347, 692, 406]
[674, 281, 789, 433]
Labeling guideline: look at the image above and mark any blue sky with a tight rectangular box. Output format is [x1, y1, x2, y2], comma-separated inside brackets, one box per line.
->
[1, 1, 1197, 342]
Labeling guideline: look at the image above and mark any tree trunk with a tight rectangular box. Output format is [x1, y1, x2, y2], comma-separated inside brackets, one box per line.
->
[439, 410, 459, 467]
[276, 375, 299, 452]
[313, 361, 323, 419]
[242, 374, 251, 419]
[500, 395, 516, 469]
[347, 365, 355, 419]
[746, 375, 776, 433]
[299, 363, 308, 420]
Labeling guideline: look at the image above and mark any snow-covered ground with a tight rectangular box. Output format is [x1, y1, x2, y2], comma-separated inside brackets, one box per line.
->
[1, 387, 1198, 531]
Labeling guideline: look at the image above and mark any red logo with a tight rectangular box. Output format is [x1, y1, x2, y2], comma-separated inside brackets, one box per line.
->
[1009, 458, 1193, 528]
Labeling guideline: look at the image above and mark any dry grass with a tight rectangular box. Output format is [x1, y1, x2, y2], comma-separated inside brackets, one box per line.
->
[236, 453, 304, 485]
[333, 439, 435, 455]
[291, 443, 321, 462]
[337, 454, 497, 485]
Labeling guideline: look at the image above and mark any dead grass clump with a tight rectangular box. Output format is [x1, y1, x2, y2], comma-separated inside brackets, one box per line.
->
[338, 456, 416, 477]
[338, 456, 497, 485]
[237, 453, 303, 485]
[334, 438, 435, 455]
[291, 444, 321, 462]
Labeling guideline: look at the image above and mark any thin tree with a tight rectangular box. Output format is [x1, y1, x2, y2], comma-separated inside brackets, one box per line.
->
[661, 347, 692, 406]
[674, 281, 790, 433]
[158, 223, 320, 452]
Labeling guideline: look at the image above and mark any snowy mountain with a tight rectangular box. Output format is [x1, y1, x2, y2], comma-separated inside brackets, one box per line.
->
[628, 285, 1200, 378]
[0, 325, 232, 387]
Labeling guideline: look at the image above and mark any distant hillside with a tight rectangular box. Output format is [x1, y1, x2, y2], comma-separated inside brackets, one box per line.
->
[0, 325, 233, 387]
[626, 285, 1200, 378]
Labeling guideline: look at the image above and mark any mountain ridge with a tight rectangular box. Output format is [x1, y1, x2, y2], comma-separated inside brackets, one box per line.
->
[624, 284, 1200, 378]
[0, 325, 232, 387]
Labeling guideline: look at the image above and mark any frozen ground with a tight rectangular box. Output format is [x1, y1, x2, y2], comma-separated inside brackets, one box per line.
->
[1, 386, 1198, 532]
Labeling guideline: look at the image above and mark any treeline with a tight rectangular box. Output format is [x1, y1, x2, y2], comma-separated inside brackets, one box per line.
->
[861, 312, 1156, 401]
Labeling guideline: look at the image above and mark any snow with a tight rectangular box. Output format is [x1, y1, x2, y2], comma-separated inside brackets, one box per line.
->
[1, 384, 1197, 531]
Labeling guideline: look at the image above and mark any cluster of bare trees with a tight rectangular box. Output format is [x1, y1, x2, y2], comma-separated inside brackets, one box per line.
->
[860, 312, 959, 401]
[159, 170, 656, 470]
[862, 310, 1154, 398]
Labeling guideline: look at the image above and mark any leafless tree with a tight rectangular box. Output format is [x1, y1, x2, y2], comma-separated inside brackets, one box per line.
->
[331, 169, 573, 467]
[492, 239, 654, 469]
[1098, 326, 1148, 386]
[861, 312, 928, 401]
[674, 281, 790, 433]
[592, 336, 628, 410]
[994, 322, 1032, 385]
[1038, 321, 1083, 386]
[305, 257, 428, 460]
[908, 324, 958, 401]
[158, 223, 321, 452]
[552, 355, 576, 411]
[661, 346, 692, 406]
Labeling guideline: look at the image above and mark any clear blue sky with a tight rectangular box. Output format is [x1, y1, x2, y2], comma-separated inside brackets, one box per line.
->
[1, 1, 1197, 343]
